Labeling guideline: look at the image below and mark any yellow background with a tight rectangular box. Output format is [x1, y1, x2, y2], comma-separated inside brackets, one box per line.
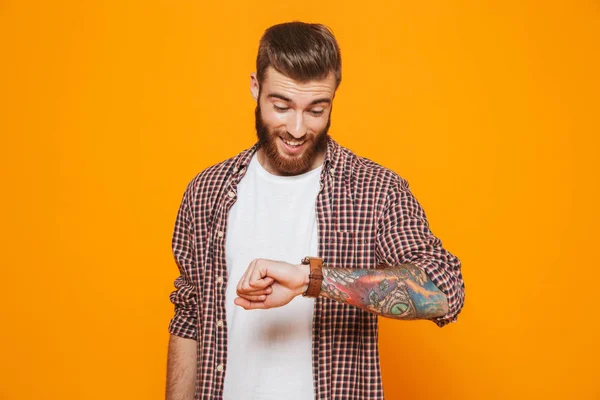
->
[1, 1, 598, 399]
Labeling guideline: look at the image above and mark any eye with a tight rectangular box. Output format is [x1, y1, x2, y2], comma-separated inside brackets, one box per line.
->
[309, 109, 324, 117]
[274, 105, 289, 112]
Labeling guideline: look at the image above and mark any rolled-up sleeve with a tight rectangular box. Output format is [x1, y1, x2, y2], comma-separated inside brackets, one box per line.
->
[375, 175, 465, 327]
[168, 183, 199, 339]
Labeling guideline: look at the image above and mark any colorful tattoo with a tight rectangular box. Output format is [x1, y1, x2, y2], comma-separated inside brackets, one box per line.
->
[321, 264, 448, 320]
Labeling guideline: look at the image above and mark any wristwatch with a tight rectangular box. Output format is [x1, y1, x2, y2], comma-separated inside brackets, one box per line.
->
[301, 256, 324, 298]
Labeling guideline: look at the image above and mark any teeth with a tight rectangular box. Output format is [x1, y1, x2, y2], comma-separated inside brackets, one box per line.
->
[282, 138, 305, 147]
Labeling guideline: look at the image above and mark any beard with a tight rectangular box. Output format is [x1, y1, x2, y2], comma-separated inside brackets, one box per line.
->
[255, 103, 330, 176]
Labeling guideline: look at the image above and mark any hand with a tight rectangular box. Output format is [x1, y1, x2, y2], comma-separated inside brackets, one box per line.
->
[234, 258, 310, 310]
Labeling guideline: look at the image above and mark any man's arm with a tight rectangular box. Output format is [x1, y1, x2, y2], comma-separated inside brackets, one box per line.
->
[320, 263, 448, 320]
[233, 259, 448, 320]
[169, 182, 200, 338]
[234, 175, 464, 326]
[166, 334, 197, 400]
[166, 182, 200, 399]
[373, 175, 464, 326]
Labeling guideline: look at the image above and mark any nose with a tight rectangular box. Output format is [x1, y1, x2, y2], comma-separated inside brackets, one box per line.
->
[286, 111, 307, 139]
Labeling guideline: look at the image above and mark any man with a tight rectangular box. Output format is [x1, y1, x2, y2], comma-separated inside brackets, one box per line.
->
[166, 21, 465, 400]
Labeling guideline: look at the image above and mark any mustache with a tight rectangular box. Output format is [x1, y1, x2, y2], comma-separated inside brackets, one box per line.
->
[277, 132, 312, 142]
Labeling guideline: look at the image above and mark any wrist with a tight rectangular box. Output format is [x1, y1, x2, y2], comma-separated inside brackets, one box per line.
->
[298, 263, 310, 296]
[300, 257, 324, 298]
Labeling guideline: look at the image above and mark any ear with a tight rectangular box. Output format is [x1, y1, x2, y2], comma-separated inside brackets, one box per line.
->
[250, 72, 259, 102]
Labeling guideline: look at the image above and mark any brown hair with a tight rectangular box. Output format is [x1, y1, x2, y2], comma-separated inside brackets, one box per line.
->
[256, 21, 342, 89]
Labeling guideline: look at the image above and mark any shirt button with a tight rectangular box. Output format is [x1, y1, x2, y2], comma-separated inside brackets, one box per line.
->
[227, 191, 235, 198]
[216, 364, 224, 372]
[329, 168, 335, 175]
[217, 231, 224, 238]
[217, 320, 223, 327]
[216, 276, 223, 284]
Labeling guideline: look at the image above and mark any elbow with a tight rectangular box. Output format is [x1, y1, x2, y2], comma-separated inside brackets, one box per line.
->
[168, 310, 198, 340]
[430, 283, 465, 328]
[439, 292, 450, 316]
[415, 291, 450, 320]
[169, 276, 199, 339]
[429, 293, 449, 319]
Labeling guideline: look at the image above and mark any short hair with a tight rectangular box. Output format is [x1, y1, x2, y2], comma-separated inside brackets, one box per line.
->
[256, 21, 342, 89]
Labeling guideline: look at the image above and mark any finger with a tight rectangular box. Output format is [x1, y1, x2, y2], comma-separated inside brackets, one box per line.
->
[237, 293, 268, 302]
[247, 273, 274, 291]
[263, 276, 275, 286]
[240, 260, 273, 293]
[238, 259, 257, 294]
[247, 260, 264, 289]
[234, 297, 267, 310]
[251, 260, 277, 288]
[236, 285, 273, 296]
[241, 259, 258, 292]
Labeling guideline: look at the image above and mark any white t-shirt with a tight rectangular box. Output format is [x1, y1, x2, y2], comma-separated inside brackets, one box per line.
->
[223, 152, 322, 400]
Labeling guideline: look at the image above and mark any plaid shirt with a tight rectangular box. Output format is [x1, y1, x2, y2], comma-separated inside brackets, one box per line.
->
[168, 136, 465, 399]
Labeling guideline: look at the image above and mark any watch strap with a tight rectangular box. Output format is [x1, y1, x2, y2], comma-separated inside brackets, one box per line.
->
[301, 256, 323, 298]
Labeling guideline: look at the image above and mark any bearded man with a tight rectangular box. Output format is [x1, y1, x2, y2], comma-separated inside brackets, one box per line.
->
[165, 21, 465, 400]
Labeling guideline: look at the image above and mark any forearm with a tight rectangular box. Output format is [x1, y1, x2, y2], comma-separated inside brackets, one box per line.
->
[320, 263, 449, 320]
[166, 334, 197, 400]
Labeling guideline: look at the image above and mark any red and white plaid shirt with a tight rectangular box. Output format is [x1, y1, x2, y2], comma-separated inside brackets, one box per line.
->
[168, 136, 465, 399]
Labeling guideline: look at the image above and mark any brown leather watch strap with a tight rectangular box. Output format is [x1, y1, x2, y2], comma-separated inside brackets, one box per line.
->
[301, 256, 323, 298]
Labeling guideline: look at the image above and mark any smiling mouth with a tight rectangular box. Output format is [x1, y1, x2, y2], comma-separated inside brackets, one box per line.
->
[280, 137, 307, 147]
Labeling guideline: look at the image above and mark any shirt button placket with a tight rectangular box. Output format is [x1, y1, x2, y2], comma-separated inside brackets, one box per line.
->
[216, 189, 236, 388]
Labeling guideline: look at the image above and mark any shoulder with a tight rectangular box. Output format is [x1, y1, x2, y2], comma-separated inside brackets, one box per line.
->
[183, 144, 256, 204]
[337, 143, 409, 194]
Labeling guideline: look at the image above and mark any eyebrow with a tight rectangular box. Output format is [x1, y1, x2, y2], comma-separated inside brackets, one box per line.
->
[266, 93, 331, 106]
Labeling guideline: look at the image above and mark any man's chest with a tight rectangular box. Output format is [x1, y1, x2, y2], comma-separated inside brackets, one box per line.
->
[224, 177, 321, 276]
[206, 175, 381, 276]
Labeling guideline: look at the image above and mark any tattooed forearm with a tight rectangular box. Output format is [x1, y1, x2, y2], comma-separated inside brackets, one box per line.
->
[320, 264, 449, 320]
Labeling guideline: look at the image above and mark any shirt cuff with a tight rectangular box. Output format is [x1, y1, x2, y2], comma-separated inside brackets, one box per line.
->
[168, 313, 198, 340]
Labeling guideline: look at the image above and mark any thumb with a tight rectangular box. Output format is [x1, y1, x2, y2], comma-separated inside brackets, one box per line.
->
[263, 276, 275, 286]
[234, 297, 266, 310]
